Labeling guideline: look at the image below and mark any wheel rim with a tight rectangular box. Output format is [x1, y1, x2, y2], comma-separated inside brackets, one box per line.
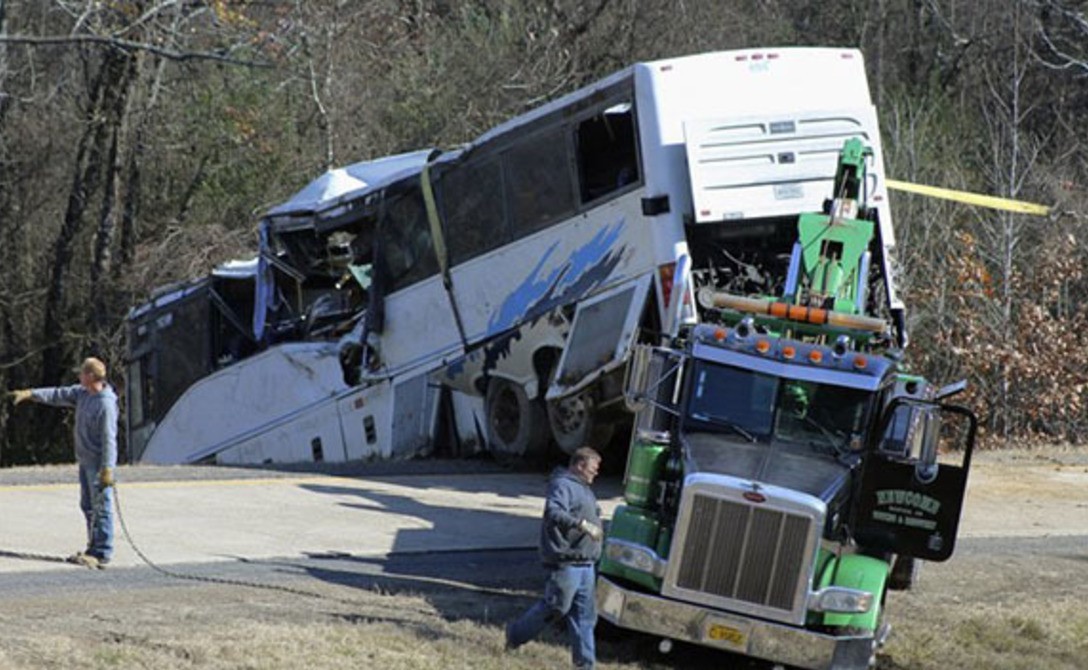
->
[551, 394, 590, 438]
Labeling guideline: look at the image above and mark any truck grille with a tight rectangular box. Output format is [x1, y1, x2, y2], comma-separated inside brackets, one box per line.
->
[674, 492, 812, 614]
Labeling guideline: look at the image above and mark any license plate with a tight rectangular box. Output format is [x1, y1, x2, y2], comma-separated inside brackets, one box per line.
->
[705, 620, 748, 651]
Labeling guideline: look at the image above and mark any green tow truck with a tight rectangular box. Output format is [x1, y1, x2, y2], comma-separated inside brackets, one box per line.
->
[596, 139, 978, 669]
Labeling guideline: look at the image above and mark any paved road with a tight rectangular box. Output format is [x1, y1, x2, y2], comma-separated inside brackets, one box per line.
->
[0, 463, 624, 574]
[0, 453, 1084, 578]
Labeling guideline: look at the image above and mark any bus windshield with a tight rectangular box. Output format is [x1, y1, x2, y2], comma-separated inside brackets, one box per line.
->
[684, 360, 874, 453]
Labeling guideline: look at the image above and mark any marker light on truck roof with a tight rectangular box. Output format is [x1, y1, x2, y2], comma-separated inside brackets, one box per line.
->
[854, 355, 868, 369]
[809, 350, 823, 364]
[755, 340, 771, 354]
[782, 345, 796, 360]
[713, 328, 727, 341]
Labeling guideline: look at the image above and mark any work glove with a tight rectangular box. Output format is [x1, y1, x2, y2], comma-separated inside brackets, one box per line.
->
[577, 518, 604, 542]
[7, 389, 32, 406]
[98, 467, 115, 489]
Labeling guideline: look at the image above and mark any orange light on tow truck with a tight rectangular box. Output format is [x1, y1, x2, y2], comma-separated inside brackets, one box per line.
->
[755, 340, 771, 354]
[809, 350, 824, 364]
[854, 355, 867, 369]
[782, 345, 796, 360]
[713, 328, 727, 342]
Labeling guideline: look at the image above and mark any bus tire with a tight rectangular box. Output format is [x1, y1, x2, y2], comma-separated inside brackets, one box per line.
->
[485, 378, 547, 459]
[546, 390, 615, 456]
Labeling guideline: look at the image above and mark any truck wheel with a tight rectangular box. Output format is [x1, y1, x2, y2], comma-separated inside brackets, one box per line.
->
[485, 378, 547, 459]
[546, 390, 615, 455]
[887, 554, 919, 591]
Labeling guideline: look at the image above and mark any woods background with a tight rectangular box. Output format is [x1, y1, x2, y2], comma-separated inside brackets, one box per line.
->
[1, 0, 1086, 465]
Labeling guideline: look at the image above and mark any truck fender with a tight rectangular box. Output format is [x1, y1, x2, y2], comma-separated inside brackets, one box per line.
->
[815, 553, 890, 631]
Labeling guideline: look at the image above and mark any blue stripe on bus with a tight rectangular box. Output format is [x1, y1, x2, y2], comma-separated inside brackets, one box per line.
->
[486, 219, 629, 336]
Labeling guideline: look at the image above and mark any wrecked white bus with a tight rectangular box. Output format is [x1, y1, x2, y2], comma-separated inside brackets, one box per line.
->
[127, 47, 904, 465]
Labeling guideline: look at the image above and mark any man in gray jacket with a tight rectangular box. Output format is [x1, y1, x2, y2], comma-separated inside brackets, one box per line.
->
[9, 357, 118, 569]
[506, 446, 603, 669]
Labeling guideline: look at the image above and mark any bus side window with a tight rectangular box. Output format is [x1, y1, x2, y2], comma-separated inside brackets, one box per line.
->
[383, 184, 439, 292]
[505, 125, 576, 240]
[441, 157, 507, 265]
[575, 103, 639, 204]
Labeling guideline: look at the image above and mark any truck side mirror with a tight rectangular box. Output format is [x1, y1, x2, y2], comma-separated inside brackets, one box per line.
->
[878, 399, 968, 484]
[876, 400, 917, 459]
[915, 410, 940, 484]
[623, 344, 681, 416]
[624, 344, 656, 412]
[935, 379, 967, 401]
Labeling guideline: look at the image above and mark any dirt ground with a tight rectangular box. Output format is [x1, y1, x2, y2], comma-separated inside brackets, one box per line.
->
[0, 447, 1086, 670]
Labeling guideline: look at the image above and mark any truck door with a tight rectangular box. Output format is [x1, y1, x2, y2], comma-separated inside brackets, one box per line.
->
[854, 400, 977, 561]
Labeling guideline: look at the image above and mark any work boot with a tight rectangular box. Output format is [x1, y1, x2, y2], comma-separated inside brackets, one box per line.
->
[66, 552, 103, 569]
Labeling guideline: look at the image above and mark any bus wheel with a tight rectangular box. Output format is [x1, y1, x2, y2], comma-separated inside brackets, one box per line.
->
[485, 378, 547, 459]
[547, 390, 615, 455]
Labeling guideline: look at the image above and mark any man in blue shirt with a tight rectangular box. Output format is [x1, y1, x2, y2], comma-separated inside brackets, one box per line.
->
[10, 357, 118, 568]
[506, 446, 604, 669]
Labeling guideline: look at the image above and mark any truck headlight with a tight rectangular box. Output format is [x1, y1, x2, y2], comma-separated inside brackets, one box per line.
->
[810, 587, 873, 614]
[605, 539, 666, 578]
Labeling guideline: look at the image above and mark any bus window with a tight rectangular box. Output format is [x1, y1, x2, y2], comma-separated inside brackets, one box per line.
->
[441, 156, 507, 265]
[575, 102, 640, 204]
[382, 184, 439, 292]
[505, 125, 575, 240]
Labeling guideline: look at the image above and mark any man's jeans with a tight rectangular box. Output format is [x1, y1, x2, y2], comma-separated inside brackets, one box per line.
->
[508, 563, 596, 669]
[78, 461, 114, 561]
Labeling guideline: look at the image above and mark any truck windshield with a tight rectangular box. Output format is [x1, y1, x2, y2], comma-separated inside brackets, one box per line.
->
[684, 360, 874, 453]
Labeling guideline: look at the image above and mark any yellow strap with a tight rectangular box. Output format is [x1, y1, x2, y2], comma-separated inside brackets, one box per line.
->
[886, 179, 1050, 216]
[420, 158, 448, 276]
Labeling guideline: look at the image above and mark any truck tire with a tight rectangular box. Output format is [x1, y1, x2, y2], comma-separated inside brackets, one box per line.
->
[546, 389, 615, 455]
[485, 378, 547, 459]
[887, 554, 919, 591]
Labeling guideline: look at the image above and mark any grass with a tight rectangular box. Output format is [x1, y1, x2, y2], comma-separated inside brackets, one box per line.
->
[0, 617, 650, 670]
[3, 587, 1086, 670]
[880, 599, 1088, 670]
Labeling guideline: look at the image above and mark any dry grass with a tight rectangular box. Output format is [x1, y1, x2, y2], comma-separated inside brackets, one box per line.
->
[2, 577, 1086, 670]
[882, 599, 1088, 670]
[0, 612, 654, 670]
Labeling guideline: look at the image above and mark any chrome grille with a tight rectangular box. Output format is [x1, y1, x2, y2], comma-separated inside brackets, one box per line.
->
[675, 493, 812, 613]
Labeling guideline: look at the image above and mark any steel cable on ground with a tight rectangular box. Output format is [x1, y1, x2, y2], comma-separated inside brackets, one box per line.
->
[0, 548, 70, 563]
[111, 483, 525, 605]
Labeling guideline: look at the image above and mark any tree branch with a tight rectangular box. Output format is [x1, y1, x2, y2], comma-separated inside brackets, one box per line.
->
[0, 33, 272, 68]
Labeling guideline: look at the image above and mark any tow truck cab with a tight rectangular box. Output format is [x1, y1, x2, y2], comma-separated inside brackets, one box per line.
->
[597, 325, 976, 670]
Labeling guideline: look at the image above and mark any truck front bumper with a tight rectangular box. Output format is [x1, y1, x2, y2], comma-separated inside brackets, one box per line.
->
[597, 576, 875, 670]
